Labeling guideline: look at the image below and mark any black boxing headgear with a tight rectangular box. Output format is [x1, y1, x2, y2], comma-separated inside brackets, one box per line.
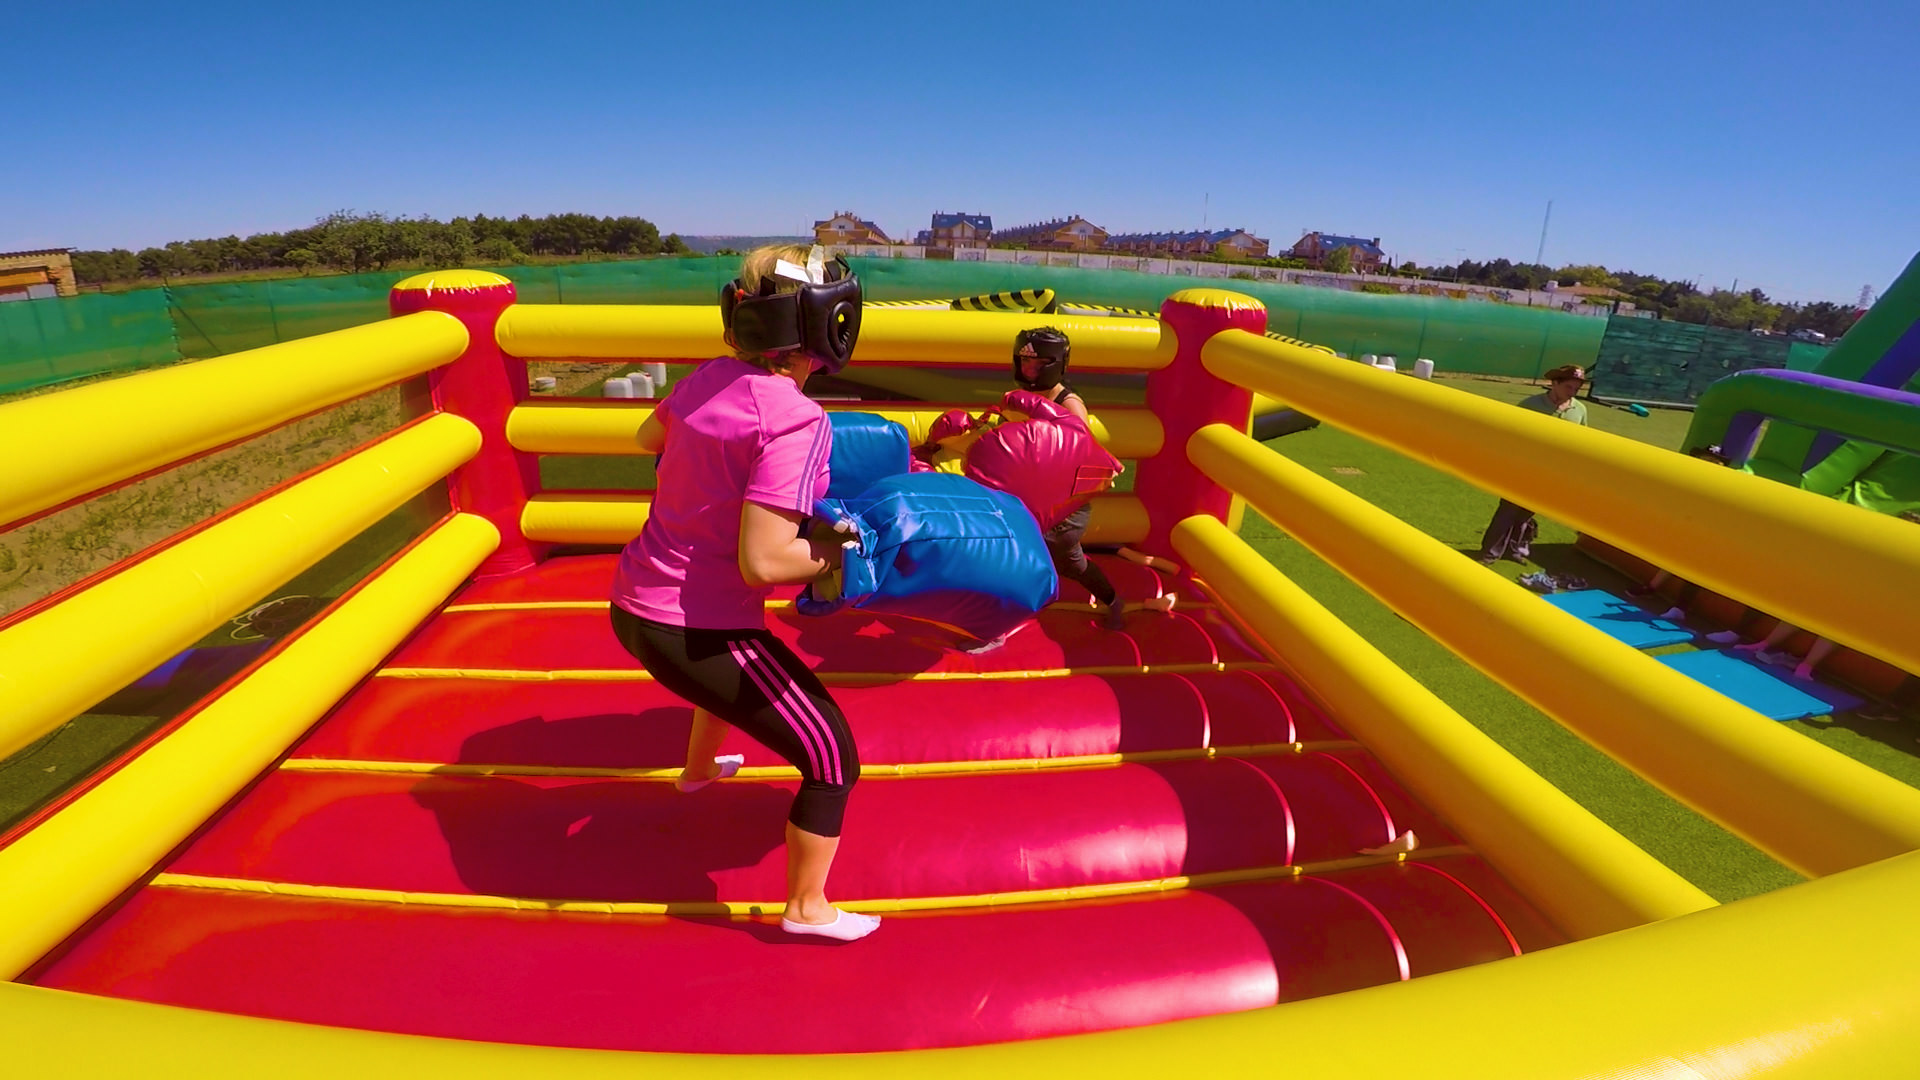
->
[1012, 326, 1070, 391]
[720, 253, 863, 374]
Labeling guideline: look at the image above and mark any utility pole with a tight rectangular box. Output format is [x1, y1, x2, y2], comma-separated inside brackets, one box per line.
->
[1534, 200, 1552, 267]
[1203, 193, 1209, 233]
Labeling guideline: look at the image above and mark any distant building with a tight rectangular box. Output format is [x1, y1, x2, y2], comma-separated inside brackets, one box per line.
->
[1291, 232, 1386, 271]
[813, 212, 893, 246]
[996, 216, 1108, 252]
[923, 211, 993, 250]
[0, 248, 78, 301]
[1105, 229, 1269, 259]
[1104, 231, 1174, 255]
[1204, 229, 1270, 259]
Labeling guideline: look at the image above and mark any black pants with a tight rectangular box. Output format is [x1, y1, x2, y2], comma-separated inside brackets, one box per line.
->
[609, 607, 860, 836]
[1478, 499, 1538, 562]
[1044, 504, 1117, 607]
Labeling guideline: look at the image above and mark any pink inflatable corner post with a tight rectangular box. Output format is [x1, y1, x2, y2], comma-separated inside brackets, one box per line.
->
[389, 269, 546, 577]
[1135, 288, 1267, 556]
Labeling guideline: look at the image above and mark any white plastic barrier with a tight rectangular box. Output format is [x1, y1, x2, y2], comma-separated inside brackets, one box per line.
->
[1413, 358, 1436, 380]
[603, 377, 634, 399]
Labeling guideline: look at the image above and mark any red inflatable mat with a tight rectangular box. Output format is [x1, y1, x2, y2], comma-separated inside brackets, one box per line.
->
[383, 603, 1255, 676]
[37, 858, 1542, 1054]
[447, 552, 1174, 607]
[168, 753, 1454, 904]
[289, 672, 1342, 769]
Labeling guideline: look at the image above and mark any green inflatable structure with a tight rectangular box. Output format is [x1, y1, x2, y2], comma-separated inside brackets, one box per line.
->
[1686, 252, 1920, 516]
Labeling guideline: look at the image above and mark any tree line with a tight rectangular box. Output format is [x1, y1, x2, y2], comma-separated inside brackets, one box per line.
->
[71, 211, 691, 284]
[1379, 256, 1860, 338]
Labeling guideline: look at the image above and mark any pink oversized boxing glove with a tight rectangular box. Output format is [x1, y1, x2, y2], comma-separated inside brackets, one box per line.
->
[913, 408, 995, 473]
[996, 389, 1071, 423]
[926, 407, 985, 444]
[964, 392, 1122, 530]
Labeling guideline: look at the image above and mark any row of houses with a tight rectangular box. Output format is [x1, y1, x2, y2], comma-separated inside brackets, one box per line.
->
[812, 211, 1387, 268]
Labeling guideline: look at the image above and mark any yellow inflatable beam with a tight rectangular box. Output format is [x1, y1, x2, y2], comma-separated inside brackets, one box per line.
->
[521, 492, 1149, 547]
[1171, 515, 1715, 936]
[505, 401, 1166, 460]
[5, 846, 1918, 1077]
[0, 414, 481, 763]
[1204, 331, 1920, 676]
[496, 304, 1176, 370]
[0, 311, 466, 530]
[1189, 423, 1920, 877]
[0, 513, 498, 979]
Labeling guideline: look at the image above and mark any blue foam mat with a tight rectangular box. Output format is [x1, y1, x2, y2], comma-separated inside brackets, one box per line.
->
[1539, 589, 1696, 649]
[1657, 648, 1864, 721]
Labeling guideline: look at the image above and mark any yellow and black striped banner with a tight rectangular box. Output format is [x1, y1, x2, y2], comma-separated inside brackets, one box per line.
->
[1058, 302, 1159, 320]
[950, 288, 1058, 314]
[1264, 330, 1337, 355]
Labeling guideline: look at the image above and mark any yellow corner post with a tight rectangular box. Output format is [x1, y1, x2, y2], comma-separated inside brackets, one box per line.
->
[1187, 422, 1920, 876]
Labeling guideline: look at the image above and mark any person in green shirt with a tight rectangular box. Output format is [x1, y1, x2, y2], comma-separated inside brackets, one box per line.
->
[1477, 364, 1590, 564]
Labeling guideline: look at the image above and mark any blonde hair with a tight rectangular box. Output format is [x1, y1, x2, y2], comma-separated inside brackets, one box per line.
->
[732, 243, 816, 373]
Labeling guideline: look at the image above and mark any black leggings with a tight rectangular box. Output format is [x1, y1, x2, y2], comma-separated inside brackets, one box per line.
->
[609, 607, 860, 837]
[1044, 504, 1117, 607]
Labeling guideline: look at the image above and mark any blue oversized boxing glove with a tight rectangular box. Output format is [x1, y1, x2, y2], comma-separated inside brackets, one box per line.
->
[793, 472, 1057, 641]
[824, 411, 912, 499]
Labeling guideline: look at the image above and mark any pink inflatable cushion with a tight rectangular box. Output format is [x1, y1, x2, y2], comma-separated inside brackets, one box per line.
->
[964, 392, 1124, 530]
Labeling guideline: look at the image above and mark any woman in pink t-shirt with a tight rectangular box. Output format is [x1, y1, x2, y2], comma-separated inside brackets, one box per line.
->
[608, 244, 877, 941]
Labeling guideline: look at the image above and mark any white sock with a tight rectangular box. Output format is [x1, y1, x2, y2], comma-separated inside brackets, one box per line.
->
[1660, 606, 1686, 621]
[964, 629, 1013, 654]
[675, 754, 744, 793]
[780, 908, 881, 941]
[1143, 594, 1177, 614]
[1703, 630, 1741, 645]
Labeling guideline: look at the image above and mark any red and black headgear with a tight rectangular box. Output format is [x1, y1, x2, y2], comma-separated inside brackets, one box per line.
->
[1012, 326, 1070, 391]
[721, 255, 863, 374]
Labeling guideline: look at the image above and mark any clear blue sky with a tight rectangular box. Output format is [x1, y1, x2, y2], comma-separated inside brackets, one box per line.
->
[5, 1, 1915, 303]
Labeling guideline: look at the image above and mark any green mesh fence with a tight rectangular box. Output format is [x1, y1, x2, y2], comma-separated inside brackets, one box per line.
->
[1587, 316, 1834, 406]
[847, 259, 1607, 380]
[167, 273, 414, 359]
[0, 290, 178, 394]
[6, 256, 1626, 394]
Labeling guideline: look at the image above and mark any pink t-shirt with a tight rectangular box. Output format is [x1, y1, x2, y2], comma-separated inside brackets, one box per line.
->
[611, 356, 831, 629]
